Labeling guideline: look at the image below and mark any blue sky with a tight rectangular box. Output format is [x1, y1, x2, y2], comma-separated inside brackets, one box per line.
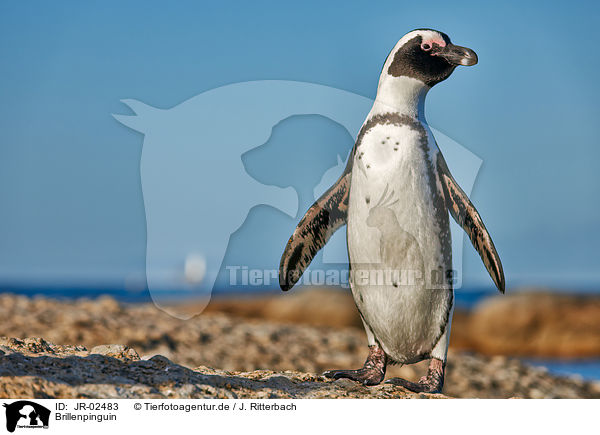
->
[0, 1, 598, 292]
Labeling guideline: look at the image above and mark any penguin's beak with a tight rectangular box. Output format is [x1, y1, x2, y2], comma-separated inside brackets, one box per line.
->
[436, 44, 478, 66]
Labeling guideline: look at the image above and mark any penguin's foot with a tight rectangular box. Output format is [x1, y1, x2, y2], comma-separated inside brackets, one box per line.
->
[323, 345, 386, 386]
[385, 357, 445, 393]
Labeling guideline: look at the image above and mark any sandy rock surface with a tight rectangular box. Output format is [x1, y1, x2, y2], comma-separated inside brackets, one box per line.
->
[0, 337, 441, 399]
[0, 294, 598, 399]
[462, 291, 600, 357]
[204, 288, 600, 357]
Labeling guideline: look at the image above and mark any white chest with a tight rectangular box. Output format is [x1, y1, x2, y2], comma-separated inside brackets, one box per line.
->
[354, 123, 428, 186]
[348, 122, 445, 269]
[345, 120, 453, 362]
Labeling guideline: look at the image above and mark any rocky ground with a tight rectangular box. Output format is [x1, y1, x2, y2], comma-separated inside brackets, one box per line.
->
[0, 337, 444, 399]
[0, 293, 598, 399]
[204, 288, 600, 357]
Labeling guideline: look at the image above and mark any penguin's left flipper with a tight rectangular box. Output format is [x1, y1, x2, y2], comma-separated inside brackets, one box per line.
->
[437, 153, 505, 293]
[279, 172, 350, 291]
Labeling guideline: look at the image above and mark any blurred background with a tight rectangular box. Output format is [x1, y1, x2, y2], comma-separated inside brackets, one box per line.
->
[0, 0, 598, 394]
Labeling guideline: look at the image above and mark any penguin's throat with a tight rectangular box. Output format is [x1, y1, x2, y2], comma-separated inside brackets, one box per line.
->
[374, 76, 429, 120]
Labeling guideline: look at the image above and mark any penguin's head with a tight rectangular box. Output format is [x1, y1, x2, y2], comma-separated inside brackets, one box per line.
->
[380, 29, 477, 89]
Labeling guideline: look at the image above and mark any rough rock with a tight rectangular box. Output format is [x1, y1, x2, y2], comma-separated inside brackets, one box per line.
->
[203, 288, 600, 358]
[0, 294, 598, 398]
[458, 291, 600, 357]
[0, 337, 443, 399]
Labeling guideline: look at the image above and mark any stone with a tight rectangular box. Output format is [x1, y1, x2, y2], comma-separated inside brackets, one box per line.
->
[0, 293, 598, 399]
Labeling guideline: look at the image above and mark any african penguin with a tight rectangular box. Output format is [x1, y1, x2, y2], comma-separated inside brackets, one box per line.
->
[279, 29, 504, 393]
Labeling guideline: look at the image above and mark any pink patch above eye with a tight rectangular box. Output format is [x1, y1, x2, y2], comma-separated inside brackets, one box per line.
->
[424, 38, 446, 48]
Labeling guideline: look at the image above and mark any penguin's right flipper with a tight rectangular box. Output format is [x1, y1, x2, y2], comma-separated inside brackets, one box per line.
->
[279, 172, 350, 291]
[437, 153, 505, 293]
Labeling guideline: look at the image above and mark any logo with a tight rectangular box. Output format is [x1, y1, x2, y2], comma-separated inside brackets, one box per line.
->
[3, 401, 50, 432]
[113, 80, 482, 319]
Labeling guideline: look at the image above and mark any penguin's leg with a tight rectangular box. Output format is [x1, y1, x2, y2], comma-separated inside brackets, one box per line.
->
[323, 315, 387, 386]
[384, 358, 445, 393]
[385, 311, 452, 393]
[323, 344, 387, 386]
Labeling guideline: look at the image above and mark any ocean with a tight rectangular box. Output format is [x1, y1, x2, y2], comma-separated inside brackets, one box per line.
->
[522, 358, 600, 381]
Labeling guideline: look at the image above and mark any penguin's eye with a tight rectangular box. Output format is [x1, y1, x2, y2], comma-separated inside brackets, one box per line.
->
[421, 43, 432, 51]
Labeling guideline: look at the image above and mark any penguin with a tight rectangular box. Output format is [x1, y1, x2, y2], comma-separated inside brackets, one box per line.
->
[279, 29, 504, 393]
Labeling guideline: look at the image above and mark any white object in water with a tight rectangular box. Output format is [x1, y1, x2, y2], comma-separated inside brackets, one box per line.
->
[184, 254, 207, 284]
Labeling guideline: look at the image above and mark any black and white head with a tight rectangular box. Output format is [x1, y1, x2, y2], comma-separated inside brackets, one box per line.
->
[381, 29, 477, 87]
[376, 29, 477, 114]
